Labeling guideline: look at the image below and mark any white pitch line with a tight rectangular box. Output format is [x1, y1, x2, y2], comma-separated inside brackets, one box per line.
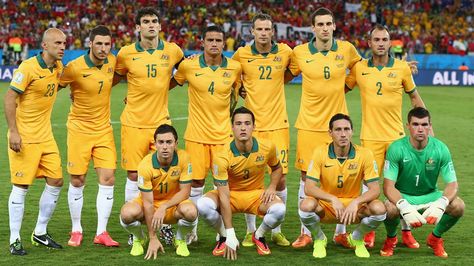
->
[52, 116, 188, 127]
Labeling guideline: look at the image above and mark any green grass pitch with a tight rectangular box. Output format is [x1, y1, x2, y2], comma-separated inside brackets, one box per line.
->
[0, 82, 472, 265]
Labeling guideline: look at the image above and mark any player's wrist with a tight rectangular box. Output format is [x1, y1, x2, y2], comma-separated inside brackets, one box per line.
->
[226, 228, 236, 238]
[396, 198, 411, 211]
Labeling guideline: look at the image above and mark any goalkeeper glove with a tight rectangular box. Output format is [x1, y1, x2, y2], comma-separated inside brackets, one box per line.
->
[396, 198, 426, 228]
[422, 196, 449, 225]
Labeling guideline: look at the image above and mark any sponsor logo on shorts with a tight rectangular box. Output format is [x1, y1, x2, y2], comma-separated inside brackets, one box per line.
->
[15, 171, 24, 177]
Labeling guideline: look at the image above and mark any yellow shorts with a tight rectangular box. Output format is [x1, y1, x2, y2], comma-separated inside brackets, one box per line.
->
[8, 139, 63, 185]
[185, 140, 226, 180]
[133, 197, 193, 224]
[295, 130, 331, 171]
[361, 140, 393, 173]
[67, 128, 116, 175]
[316, 197, 365, 224]
[121, 126, 156, 171]
[206, 189, 265, 216]
[254, 128, 290, 174]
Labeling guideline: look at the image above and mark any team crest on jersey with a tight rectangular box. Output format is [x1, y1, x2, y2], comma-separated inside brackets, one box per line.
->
[255, 155, 265, 162]
[347, 163, 358, 170]
[273, 56, 282, 62]
[387, 72, 397, 78]
[425, 158, 436, 170]
[171, 170, 180, 177]
[335, 54, 344, 61]
[161, 54, 169, 60]
[108, 67, 113, 73]
[223, 71, 231, 78]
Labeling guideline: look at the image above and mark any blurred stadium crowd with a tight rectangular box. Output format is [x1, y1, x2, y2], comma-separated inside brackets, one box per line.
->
[1, 0, 473, 65]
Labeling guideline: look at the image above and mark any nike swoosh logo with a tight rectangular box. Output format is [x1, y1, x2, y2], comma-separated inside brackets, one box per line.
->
[403, 159, 411, 163]
[247, 59, 257, 62]
[74, 196, 83, 201]
[324, 164, 334, 168]
[305, 59, 314, 63]
[11, 201, 22, 205]
[34, 236, 49, 246]
[83, 74, 92, 78]
[106, 197, 114, 200]
[132, 57, 141, 61]
[195, 73, 204, 77]
[39, 76, 46, 79]
[362, 72, 370, 75]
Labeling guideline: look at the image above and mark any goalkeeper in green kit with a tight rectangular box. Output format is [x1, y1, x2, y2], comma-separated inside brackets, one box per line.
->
[380, 107, 464, 258]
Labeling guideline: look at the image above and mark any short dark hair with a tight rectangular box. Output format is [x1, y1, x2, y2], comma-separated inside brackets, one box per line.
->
[252, 13, 273, 28]
[329, 113, 353, 130]
[154, 124, 178, 142]
[135, 7, 160, 25]
[407, 107, 431, 123]
[310, 7, 334, 26]
[369, 24, 390, 39]
[202, 25, 225, 40]
[232, 106, 255, 124]
[89, 25, 111, 42]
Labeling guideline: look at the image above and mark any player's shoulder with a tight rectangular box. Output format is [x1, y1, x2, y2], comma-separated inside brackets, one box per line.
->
[428, 136, 450, 151]
[139, 152, 155, 168]
[234, 45, 251, 55]
[117, 42, 136, 54]
[336, 39, 356, 50]
[353, 144, 374, 157]
[292, 42, 309, 53]
[254, 136, 273, 150]
[106, 53, 117, 65]
[18, 55, 40, 70]
[162, 40, 183, 52]
[225, 56, 242, 70]
[392, 58, 411, 70]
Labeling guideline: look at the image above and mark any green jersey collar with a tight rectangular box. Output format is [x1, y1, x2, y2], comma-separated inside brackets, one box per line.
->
[309, 38, 338, 55]
[84, 50, 109, 68]
[368, 56, 395, 70]
[135, 40, 164, 53]
[199, 54, 228, 70]
[152, 151, 179, 170]
[230, 137, 259, 157]
[36, 53, 57, 69]
[250, 41, 279, 56]
[328, 142, 356, 159]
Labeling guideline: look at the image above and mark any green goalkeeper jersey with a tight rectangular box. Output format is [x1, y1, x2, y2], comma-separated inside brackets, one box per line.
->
[384, 136, 457, 196]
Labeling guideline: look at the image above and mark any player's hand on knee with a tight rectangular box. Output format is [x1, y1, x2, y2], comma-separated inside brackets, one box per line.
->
[396, 199, 426, 228]
[261, 187, 276, 205]
[224, 228, 239, 260]
[144, 237, 164, 260]
[341, 200, 359, 225]
[331, 198, 345, 220]
[152, 206, 166, 231]
[422, 196, 449, 225]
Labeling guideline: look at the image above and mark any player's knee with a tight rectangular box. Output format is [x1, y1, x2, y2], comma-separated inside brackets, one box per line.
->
[127, 171, 138, 181]
[368, 199, 387, 216]
[447, 197, 465, 217]
[70, 175, 85, 187]
[299, 198, 316, 213]
[197, 196, 217, 220]
[46, 177, 63, 187]
[180, 202, 198, 222]
[384, 200, 399, 220]
[120, 203, 141, 223]
[268, 202, 286, 221]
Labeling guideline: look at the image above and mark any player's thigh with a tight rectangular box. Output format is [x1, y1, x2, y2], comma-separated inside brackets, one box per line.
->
[230, 189, 265, 216]
[8, 142, 42, 185]
[92, 130, 117, 170]
[37, 140, 63, 179]
[174, 199, 198, 220]
[121, 199, 144, 221]
[67, 128, 94, 175]
[186, 141, 212, 180]
[121, 126, 155, 171]
[295, 130, 331, 171]
[361, 140, 391, 172]
[255, 128, 290, 174]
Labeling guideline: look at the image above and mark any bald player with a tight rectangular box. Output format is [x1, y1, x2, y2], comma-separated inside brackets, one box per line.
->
[5, 28, 66, 255]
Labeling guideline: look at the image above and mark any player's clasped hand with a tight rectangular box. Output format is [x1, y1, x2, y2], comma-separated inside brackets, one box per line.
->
[224, 228, 239, 260]
[396, 198, 426, 227]
[144, 236, 165, 260]
[152, 206, 167, 231]
[261, 187, 276, 205]
[8, 131, 22, 152]
[340, 200, 359, 225]
[422, 196, 449, 225]
[331, 197, 345, 221]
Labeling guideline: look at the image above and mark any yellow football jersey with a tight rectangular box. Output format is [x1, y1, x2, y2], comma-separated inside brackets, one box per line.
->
[306, 143, 379, 198]
[346, 57, 416, 141]
[232, 42, 292, 130]
[9, 54, 63, 143]
[289, 39, 361, 132]
[60, 53, 116, 133]
[174, 55, 241, 144]
[137, 149, 192, 201]
[116, 41, 184, 128]
[212, 137, 279, 191]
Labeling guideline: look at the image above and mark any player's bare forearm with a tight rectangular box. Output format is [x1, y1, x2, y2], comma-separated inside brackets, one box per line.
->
[268, 164, 282, 190]
[4, 89, 19, 133]
[383, 178, 403, 204]
[284, 69, 295, 84]
[217, 184, 233, 229]
[112, 73, 123, 86]
[304, 179, 337, 203]
[169, 78, 178, 91]
[409, 90, 426, 108]
[356, 181, 380, 204]
[161, 183, 191, 209]
[142, 192, 158, 238]
[443, 182, 458, 202]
